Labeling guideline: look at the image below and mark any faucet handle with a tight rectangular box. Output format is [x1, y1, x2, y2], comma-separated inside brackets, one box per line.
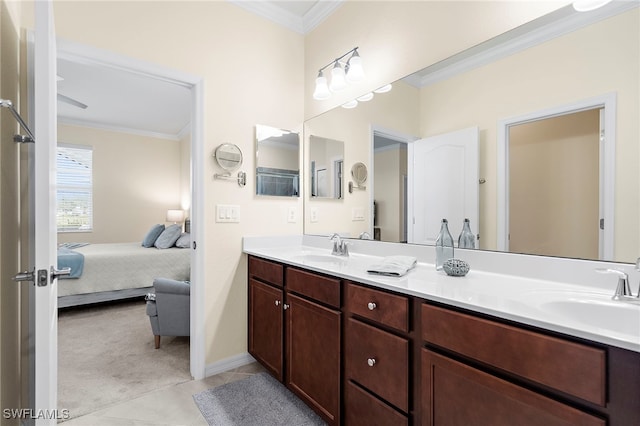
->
[341, 240, 349, 256]
[596, 268, 632, 299]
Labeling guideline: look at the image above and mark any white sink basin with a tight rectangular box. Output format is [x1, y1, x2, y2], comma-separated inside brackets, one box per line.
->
[523, 290, 640, 337]
[290, 253, 347, 266]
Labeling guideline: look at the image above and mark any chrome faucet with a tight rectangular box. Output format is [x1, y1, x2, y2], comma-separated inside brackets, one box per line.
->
[330, 233, 349, 257]
[596, 268, 639, 302]
[359, 232, 372, 240]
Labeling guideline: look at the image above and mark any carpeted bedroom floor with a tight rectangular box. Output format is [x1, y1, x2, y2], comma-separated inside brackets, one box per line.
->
[58, 299, 191, 420]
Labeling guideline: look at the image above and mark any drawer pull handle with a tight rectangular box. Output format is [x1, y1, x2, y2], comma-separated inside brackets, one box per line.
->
[283, 303, 290, 310]
[367, 358, 376, 367]
[367, 302, 377, 311]
[275, 300, 281, 306]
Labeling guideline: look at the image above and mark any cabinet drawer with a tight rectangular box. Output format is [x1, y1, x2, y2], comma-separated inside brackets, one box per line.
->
[345, 381, 408, 426]
[346, 282, 409, 332]
[345, 318, 409, 412]
[422, 304, 606, 406]
[286, 268, 340, 309]
[421, 349, 605, 426]
[249, 256, 283, 287]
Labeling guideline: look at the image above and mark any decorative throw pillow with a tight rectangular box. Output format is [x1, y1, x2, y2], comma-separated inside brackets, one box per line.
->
[142, 224, 165, 247]
[154, 224, 182, 249]
[175, 232, 190, 248]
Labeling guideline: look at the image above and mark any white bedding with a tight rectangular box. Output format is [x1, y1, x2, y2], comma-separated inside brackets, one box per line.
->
[57, 242, 190, 298]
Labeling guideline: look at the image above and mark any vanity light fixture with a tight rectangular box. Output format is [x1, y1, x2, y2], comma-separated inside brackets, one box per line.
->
[313, 47, 365, 100]
[341, 100, 358, 109]
[572, 0, 612, 11]
[357, 92, 374, 102]
[374, 84, 393, 94]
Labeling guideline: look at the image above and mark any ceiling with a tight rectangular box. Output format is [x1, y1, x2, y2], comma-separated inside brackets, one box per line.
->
[56, 1, 341, 141]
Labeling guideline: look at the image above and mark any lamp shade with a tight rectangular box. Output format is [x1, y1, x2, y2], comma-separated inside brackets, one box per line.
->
[166, 209, 185, 223]
[313, 72, 331, 100]
[346, 51, 365, 82]
[329, 62, 347, 92]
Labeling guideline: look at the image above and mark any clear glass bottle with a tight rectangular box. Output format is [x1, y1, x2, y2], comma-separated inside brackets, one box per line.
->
[435, 219, 454, 271]
[458, 218, 476, 249]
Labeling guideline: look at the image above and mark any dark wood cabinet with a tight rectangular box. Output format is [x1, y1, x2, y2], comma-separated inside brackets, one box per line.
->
[248, 257, 341, 425]
[248, 278, 283, 381]
[248, 254, 640, 426]
[421, 349, 605, 426]
[287, 292, 341, 425]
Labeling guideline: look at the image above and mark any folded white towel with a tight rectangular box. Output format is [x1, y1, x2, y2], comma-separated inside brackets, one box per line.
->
[367, 256, 417, 277]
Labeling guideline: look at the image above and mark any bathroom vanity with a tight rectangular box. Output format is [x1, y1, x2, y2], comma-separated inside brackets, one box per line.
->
[245, 237, 640, 426]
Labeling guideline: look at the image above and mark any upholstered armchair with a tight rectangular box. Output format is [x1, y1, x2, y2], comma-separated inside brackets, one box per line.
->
[145, 277, 190, 349]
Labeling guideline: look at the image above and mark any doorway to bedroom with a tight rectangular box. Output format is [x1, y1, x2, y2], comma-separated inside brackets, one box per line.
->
[54, 40, 204, 419]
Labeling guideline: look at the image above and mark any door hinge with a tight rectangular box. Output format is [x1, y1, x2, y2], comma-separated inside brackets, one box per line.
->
[600, 218, 605, 230]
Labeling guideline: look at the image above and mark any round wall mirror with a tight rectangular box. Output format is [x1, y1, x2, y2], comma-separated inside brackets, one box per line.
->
[214, 143, 243, 172]
[351, 162, 368, 185]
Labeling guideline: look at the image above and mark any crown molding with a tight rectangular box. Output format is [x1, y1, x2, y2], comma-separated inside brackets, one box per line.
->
[405, 1, 638, 88]
[228, 0, 342, 34]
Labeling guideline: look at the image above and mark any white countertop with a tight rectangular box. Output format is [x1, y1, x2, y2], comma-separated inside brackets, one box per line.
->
[243, 236, 640, 353]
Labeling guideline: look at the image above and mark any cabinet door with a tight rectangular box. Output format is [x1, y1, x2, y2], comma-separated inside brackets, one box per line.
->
[287, 293, 341, 425]
[248, 278, 283, 381]
[421, 349, 605, 426]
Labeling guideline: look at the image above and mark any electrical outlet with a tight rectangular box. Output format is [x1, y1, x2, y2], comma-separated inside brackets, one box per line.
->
[352, 207, 365, 221]
[287, 207, 297, 223]
[310, 207, 318, 223]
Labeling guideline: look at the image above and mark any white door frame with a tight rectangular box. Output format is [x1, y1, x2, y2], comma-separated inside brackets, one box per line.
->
[369, 125, 418, 239]
[496, 93, 616, 260]
[56, 40, 206, 379]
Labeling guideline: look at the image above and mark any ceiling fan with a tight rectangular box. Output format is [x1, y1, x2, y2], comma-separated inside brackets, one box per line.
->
[57, 75, 88, 109]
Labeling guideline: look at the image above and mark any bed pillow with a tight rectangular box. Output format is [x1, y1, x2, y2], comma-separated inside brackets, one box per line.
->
[175, 232, 190, 248]
[154, 224, 182, 249]
[142, 224, 165, 247]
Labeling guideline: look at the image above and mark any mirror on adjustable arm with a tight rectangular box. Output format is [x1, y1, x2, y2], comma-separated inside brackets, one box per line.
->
[302, 3, 640, 264]
[255, 124, 300, 197]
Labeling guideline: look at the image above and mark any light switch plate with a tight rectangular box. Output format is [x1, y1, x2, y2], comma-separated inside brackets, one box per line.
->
[216, 204, 240, 223]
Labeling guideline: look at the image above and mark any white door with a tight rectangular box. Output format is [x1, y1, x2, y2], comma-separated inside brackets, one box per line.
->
[409, 127, 479, 246]
[33, 1, 59, 423]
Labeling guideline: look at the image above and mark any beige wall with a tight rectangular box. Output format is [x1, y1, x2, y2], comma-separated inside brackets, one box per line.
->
[47, 1, 305, 366]
[420, 9, 639, 262]
[57, 124, 185, 244]
[258, 143, 298, 171]
[0, 0, 23, 422]
[509, 109, 600, 259]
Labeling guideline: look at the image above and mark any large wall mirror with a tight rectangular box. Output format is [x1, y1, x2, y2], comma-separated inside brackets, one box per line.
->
[255, 124, 300, 197]
[303, 3, 639, 264]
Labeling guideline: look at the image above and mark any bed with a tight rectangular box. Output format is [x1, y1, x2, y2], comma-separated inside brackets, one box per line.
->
[57, 242, 190, 308]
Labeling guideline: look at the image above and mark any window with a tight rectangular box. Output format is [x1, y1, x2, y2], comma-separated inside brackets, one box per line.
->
[57, 144, 93, 232]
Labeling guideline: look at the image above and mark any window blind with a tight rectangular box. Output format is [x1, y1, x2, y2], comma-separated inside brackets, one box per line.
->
[57, 144, 93, 232]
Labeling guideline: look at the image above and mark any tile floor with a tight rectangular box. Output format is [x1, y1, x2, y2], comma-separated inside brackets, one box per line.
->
[61, 362, 266, 426]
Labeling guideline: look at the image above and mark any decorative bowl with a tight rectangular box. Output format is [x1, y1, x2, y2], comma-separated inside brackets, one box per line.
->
[443, 258, 470, 277]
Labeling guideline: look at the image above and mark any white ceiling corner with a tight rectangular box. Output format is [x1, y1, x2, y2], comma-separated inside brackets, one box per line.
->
[229, 0, 343, 34]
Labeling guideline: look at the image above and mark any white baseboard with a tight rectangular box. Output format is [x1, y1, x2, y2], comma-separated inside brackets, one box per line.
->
[204, 352, 256, 377]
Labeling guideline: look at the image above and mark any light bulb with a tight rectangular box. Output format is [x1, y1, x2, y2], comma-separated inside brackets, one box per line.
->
[346, 50, 365, 82]
[329, 62, 347, 92]
[313, 71, 330, 100]
[342, 100, 358, 109]
[357, 93, 374, 102]
[572, 0, 612, 12]
[374, 84, 392, 94]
